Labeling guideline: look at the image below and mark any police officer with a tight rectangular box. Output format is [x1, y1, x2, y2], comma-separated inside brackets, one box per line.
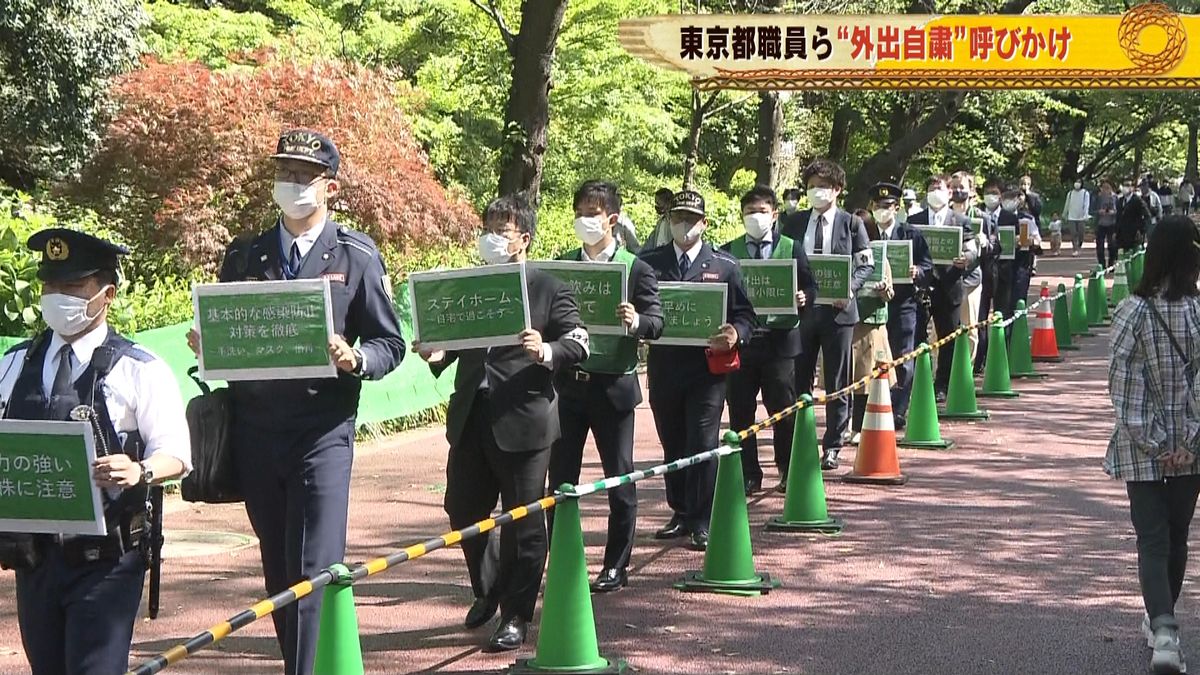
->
[870, 183, 933, 430]
[641, 191, 756, 551]
[548, 181, 663, 593]
[0, 228, 192, 674]
[188, 130, 406, 675]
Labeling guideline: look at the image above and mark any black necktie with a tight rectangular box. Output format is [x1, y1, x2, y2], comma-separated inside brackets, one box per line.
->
[678, 253, 690, 278]
[50, 344, 74, 419]
[286, 241, 302, 279]
[814, 218, 824, 253]
[748, 241, 761, 260]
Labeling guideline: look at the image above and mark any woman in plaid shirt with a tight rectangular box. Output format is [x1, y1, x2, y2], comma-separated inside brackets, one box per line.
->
[1107, 215, 1200, 675]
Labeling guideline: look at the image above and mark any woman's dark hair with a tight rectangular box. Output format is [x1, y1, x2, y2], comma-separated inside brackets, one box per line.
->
[1135, 215, 1200, 301]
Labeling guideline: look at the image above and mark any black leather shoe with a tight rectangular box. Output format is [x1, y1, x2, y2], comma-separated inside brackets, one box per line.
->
[935, 391, 948, 405]
[688, 528, 709, 551]
[821, 448, 840, 471]
[744, 478, 762, 496]
[485, 616, 527, 652]
[894, 415, 907, 432]
[590, 567, 628, 593]
[654, 516, 689, 539]
[464, 596, 498, 629]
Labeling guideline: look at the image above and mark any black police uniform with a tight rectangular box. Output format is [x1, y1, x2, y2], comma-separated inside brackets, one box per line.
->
[974, 203, 1008, 371]
[869, 184, 935, 427]
[994, 208, 1038, 320]
[720, 225, 816, 490]
[639, 191, 756, 544]
[0, 229, 189, 674]
[547, 245, 662, 586]
[220, 131, 406, 675]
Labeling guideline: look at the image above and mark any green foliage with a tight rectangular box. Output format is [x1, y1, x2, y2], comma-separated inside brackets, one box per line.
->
[144, 1, 277, 67]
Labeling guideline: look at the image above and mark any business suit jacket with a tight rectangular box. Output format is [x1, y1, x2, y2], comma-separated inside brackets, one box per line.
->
[432, 266, 588, 453]
[780, 207, 873, 326]
[719, 227, 816, 359]
[906, 208, 978, 307]
[555, 250, 663, 412]
[883, 221, 935, 313]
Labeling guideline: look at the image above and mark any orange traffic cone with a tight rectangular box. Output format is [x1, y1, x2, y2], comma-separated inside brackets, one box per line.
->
[843, 352, 907, 486]
[1030, 282, 1063, 363]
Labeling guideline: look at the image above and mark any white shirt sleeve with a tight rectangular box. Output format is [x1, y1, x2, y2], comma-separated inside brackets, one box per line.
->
[128, 355, 193, 474]
[0, 350, 21, 413]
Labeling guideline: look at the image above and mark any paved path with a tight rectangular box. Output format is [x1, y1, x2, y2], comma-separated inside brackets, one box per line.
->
[0, 250, 1175, 674]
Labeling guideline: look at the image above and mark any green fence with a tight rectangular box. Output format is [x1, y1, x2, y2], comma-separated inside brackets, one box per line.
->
[2, 281, 457, 430]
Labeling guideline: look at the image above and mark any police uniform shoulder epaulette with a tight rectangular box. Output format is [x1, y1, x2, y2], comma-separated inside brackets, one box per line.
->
[711, 249, 740, 265]
[124, 343, 159, 364]
[335, 226, 381, 258]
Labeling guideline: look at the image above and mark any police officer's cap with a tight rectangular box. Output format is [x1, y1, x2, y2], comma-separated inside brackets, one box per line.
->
[871, 182, 902, 205]
[270, 129, 341, 176]
[27, 228, 128, 282]
[670, 190, 706, 216]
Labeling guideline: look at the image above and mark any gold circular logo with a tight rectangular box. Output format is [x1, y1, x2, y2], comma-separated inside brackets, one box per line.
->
[1119, 2, 1187, 74]
[46, 238, 69, 261]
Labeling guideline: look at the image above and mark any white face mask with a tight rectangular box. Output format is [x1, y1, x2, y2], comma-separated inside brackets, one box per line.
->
[807, 187, 835, 209]
[927, 188, 950, 210]
[1073, 182, 1082, 190]
[1002, 199, 1019, 212]
[984, 194, 1001, 209]
[742, 212, 773, 240]
[477, 233, 516, 265]
[1121, 185, 1133, 195]
[273, 181, 322, 219]
[41, 286, 111, 337]
[872, 208, 894, 225]
[573, 215, 609, 246]
[670, 221, 704, 247]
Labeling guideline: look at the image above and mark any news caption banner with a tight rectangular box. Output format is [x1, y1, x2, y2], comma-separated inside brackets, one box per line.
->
[409, 262, 533, 351]
[658, 282, 728, 346]
[0, 420, 106, 536]
[194, 279, 337, 382]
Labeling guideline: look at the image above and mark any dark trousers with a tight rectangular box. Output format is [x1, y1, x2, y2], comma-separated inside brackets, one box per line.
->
[235, 416, 355, 675]
[1127, 476, 1200, 629]
[445, 392, 550, 621]
[887, 305, 918, 422]
[727, 346, 796, 484]
[648, 363, 723, 531]
[16, 548, 145, 675]
[548, 377, 637, 571]
[1096, 227, 1117, 269]
[975, 262, 997, 372]
[793, 309, 853, 451]
[930, 298, 962, 392]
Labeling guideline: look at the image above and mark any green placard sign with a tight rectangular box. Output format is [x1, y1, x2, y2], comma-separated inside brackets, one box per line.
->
[998, 226, 1016, 261]
[808, 254, 852, 306]
[194, 279, 336, 382]
[531, 261, 627, 336]
[738, 259, 797, 315]
[0, 420, 105, 536]
[915, 225, 964, 265]
[409, 262, 532, 350]
[875, 240, 913, 286]
[658, 282, 727, 346]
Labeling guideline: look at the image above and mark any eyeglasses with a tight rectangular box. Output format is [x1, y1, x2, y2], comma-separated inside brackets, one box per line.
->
[274, 168, 330, 184]
[482, 226, 520, 238]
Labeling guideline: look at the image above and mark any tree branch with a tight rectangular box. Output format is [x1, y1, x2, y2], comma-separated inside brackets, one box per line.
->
[706, 92, 756, 118]
[468, 0, 516, 57]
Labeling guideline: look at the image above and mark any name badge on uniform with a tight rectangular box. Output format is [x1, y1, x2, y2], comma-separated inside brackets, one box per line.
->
[701, 272, 719, 281]
[321, 272, 347, 284]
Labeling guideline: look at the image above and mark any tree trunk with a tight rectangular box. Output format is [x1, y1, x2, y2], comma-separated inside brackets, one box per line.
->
[754, 91, 784, 189]
[845, 92, 966, 210]
[495, 0, 568, 205]
[828, 104, 855, 164]
[683, 90, 707, 191]
[1187, 121, 1198, 182]
[1133, 143, 1145, 179]
[1059, 113, 1087, 182]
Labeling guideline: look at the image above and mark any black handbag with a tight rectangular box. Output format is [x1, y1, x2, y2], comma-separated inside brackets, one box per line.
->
[180, 366, 242, 503]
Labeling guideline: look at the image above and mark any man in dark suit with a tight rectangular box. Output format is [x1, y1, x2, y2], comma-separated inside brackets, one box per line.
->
[418, 194, 589, 652]
[906, 174, 979, 402]
[640, 190, 756, 551]
[781, 159, 873, 470]
[975, 178, 1011, 372]
[870, 183, 933, 429]
[1116, 176, 1152, 258]
[995, 186, 1041, 317]
[547, 181, 663, 594]
[721, 185, 816, 494]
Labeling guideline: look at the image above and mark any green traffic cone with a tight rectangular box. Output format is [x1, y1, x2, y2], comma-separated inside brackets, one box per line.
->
[1008, 300, 1046, 378]
[1069, 274, 1094, 338]
[978, 314, 1019, 398]
[512, 487, 624, 674]
[1131, 247, 1145, 289]
[677, 432, 778, 595]
[766, 395, 843, 533]
[1087, 266, 1109, 326]
[1111, 259, 1130, 307]
[312, 564, 365, 675]
[1054, 282, 1079, 350]
[939, 333, 990, 420]
[898, 344, 955, 449]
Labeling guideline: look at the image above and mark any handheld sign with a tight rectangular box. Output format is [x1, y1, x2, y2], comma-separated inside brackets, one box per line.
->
[409, 262, 532, 351]
[194, 279, 336, 382]
[877, 239, 913, 286]
[0, 420, 106, 536]
[998, 226, 1017, 260]
[916, 225, 964, 265]
[807, 254, 853, 306]
[658, 282, 727, 346]
[531, 261, 627, 335]
[738, 259, 797, 315]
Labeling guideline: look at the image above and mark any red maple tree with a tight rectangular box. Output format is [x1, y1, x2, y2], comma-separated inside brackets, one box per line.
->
[70, 56, 477, 271]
